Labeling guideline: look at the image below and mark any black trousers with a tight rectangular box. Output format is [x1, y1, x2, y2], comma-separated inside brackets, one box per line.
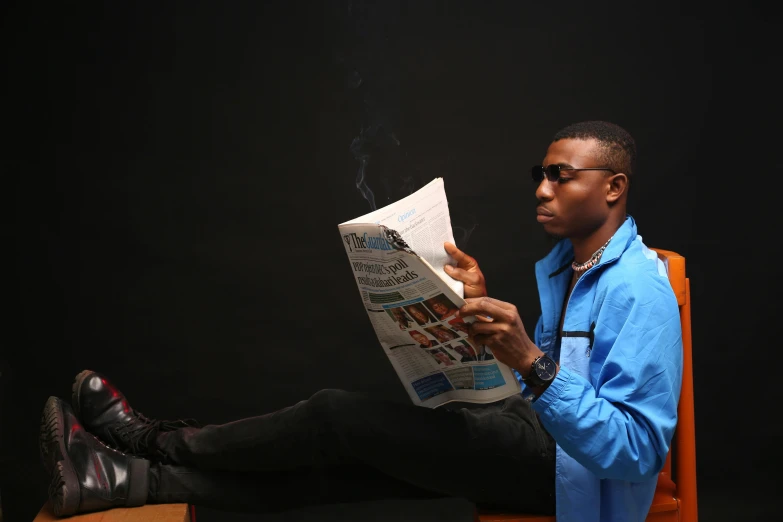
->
[147, 389, 556, 515]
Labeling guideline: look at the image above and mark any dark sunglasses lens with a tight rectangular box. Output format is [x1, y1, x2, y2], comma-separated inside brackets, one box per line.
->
[532, 165, 562, 182]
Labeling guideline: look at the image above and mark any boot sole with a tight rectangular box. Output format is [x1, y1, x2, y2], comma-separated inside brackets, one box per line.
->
[39, 396, 81, 517]
[71, 369, 94, 419]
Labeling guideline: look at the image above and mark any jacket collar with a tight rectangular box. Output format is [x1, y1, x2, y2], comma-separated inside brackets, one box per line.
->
[537, 215, 637, 277]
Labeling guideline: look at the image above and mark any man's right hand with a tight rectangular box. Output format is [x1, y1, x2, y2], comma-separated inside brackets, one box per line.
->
[443, 242, 487, 298]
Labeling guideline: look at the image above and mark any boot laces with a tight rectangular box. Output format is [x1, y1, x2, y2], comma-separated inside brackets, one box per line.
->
[114, 409, 199, 455]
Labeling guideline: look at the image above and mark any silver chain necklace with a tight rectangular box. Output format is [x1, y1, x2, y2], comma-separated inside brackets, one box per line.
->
[572, 234, 614, 273]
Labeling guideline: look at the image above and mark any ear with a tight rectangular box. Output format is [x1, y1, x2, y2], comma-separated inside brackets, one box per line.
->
[606, 173, 628, 204]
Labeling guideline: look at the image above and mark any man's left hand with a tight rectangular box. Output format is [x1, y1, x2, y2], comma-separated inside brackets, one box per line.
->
[443, 242, 487, 299]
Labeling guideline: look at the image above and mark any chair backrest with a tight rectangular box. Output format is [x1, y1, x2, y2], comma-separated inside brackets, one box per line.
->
[651, 248, 698, 522]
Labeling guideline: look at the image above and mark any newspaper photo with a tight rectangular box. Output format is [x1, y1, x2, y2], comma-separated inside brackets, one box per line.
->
[338, 178, 521, 408]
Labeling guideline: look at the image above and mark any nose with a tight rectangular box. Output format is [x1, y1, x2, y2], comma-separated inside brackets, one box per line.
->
[535, 177, 555, 201]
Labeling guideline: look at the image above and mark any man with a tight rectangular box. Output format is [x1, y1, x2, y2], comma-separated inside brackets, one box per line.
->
[449, 342, 477, 363]
[475, 343, 496, 361]
[404, 303, 436, 326]
[447, 316, 471, 335]
[425, 295, 459, 320]
[388, 307, 412, 330]
[425, 325, 459, 344]
[39, 121, 682, 521]
[429, 348, 455, 366]
[409, 329, 436, 348]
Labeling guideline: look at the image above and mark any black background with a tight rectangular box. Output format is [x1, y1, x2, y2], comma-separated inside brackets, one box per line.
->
[3, 1, 780, 521]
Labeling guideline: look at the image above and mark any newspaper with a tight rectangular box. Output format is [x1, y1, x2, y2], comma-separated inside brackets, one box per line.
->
[338, 178, 521, 407]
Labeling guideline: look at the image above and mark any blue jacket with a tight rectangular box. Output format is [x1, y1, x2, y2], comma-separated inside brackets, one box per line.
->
[524, 216, 683, 522]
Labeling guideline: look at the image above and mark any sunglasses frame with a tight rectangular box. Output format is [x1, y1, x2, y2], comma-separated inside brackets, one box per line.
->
[532, 164, 617, 183]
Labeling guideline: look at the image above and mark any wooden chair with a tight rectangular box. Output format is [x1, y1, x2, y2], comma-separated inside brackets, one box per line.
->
[475, 248, 698, 522]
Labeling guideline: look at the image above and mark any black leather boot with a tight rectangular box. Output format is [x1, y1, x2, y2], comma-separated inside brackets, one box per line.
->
[39, 396, 150, 517]
[71, 369, 197, 459]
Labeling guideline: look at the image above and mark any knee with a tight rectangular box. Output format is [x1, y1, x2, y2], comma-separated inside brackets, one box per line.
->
[306, 388, 362, 427]
[307, 388, 353, 412]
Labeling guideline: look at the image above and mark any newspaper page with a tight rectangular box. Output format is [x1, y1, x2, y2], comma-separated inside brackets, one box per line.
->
[338, 178, 521, 407]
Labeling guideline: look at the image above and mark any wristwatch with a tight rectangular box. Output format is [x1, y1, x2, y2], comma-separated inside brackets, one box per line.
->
[524, 354, 557, 388]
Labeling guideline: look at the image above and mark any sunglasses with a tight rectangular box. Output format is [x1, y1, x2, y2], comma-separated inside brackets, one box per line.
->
[532, 165, 616, 183]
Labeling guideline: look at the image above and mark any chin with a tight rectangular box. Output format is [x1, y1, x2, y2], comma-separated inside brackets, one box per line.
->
[542, 224, 564, 240]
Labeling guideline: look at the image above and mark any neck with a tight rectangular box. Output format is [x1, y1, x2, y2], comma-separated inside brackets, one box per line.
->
[571, 214, 625, 264]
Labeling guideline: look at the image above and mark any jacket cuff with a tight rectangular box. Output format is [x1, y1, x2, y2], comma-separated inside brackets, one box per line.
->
[531, 366, 571, 414]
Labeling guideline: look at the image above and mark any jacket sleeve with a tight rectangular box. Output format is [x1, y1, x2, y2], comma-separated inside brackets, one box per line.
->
[532, 276, 683, 482]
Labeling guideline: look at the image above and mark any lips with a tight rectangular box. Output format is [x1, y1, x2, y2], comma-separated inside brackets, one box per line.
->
[536, 207, 554, 223]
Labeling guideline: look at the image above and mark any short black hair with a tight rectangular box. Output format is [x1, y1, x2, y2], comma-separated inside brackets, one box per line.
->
[552, 121, 636, 178]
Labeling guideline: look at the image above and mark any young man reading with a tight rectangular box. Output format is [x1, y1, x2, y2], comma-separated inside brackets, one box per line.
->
[39, 121, 682, 522]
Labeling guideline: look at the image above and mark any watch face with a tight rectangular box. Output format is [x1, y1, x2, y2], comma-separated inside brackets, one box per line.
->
[535, 356, 557, 381]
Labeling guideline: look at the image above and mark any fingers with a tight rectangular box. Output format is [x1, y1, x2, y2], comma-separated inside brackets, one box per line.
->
[459, 297, 515, 320]
[444, 242, 478, 270]
[445, 265, 483, 286]
[468, 316, 520, 350]
[470, 334, 492, 347]
[470, 320, 509, 336]
[443, 243, 487, 298]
